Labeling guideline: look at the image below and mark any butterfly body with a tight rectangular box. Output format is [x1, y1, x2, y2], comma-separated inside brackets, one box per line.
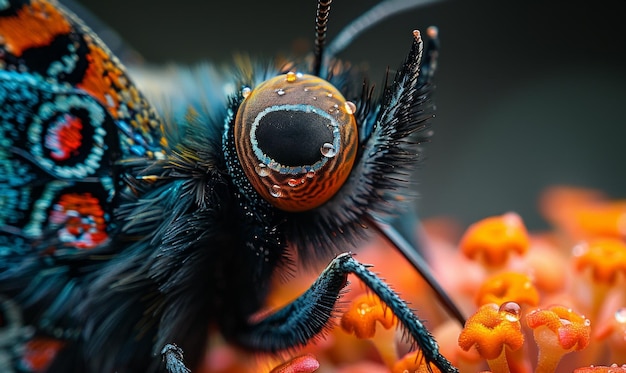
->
[0, 1, 458, 372]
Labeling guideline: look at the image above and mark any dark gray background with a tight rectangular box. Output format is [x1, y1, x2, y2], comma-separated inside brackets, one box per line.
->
[73, 0, 626, 231]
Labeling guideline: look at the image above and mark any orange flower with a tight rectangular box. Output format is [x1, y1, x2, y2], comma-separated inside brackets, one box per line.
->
[526, 305, 591, 373]
[475, 271, 540, 308]
[539, 186, 626, 240]
[539, 186, 605, 239]
[459, 213, 530, 268]
[458, 302, 524, 373]
[573, 238, 626, 285]
[340, 293, 398, 368]
[594, 308, 626, 363]
[473, 272, 539, 373]
[572, 238, 626, 318]
[575, 201, 626, 239]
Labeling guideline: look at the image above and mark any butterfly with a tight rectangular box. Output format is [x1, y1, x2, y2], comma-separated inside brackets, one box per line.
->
[0, 0, 463, 372]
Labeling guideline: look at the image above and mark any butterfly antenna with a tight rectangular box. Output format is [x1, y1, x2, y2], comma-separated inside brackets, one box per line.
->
[367, 216, 466, 326]
[312, 0, 332, 77]
[323, 0, 443, 70]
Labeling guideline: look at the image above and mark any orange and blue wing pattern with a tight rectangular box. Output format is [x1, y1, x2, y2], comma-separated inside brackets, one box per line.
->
[0, 0, 166, 158]
[0, 0, 171, 253]
[0, 1, 167, 371]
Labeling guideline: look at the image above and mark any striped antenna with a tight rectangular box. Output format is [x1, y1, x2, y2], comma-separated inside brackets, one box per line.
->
[312, 0, 333, 77]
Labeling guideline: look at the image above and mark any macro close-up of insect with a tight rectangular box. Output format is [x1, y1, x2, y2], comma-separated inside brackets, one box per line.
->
[0, 0, 468, 372]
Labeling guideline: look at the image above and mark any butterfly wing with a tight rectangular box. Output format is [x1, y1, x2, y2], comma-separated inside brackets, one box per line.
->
[0, 0, 168, 370]
[0, 0, 166, 158]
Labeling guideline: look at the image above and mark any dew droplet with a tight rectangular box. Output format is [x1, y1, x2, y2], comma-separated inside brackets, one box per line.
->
[241, 86, 251, 98]
[286, 71, 297, 82]
[320, 143, 336, 158]
[269, 184, 283, 198]
[326, 92, 333, 98]
[276, 88, 285, 96]
[255, 163, 270, 177]
[287, 178, 301, 187]
[344, 101, 356, 115]
[306, 170, 316, 178]
[499, 301, 521, 322]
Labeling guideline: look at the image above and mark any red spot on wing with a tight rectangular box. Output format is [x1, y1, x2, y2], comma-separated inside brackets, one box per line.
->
[22, 337, 65, 372]
[45, 114, 83, 161]
[50, 192, 109, 249]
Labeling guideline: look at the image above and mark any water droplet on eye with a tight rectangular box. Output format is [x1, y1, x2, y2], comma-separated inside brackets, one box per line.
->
[287, 178, 300, 187]
[241, 87, 251, 98]
[255, 163, 270, 177]
[306, 170, 316, 178]
[326, 92, 333, 98]
[344, 101, 356, 115]
[499, 301, 521, 322]
[276, 88, 285, 96]
[269, 185, 283, 198]
[286, 72, 297, 82]
[320, 143, 336, 158]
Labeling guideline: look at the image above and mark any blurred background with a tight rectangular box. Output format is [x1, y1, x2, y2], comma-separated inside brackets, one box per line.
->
[73, 0, 625, 231]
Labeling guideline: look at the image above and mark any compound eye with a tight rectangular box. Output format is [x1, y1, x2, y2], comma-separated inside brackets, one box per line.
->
[234, 72, 358, 212]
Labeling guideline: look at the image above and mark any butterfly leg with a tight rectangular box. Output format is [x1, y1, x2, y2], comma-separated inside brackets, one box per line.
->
[234, 253, 458, 373]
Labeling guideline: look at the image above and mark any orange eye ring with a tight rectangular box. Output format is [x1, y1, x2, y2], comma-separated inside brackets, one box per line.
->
[234, 73, 358, 212]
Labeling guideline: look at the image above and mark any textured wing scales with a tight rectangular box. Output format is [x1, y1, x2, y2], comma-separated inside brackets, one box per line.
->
[0, 0, 166, 159]
[0, 1, 172, 371]
[0, 70, 119, 256]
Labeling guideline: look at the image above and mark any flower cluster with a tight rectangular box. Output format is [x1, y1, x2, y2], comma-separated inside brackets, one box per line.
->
[198, 186, 626, 372]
